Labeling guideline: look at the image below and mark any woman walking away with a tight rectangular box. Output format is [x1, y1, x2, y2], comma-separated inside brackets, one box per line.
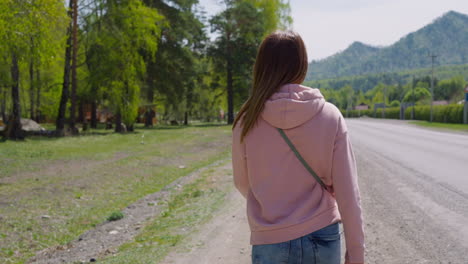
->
[231, 31, 365, 264]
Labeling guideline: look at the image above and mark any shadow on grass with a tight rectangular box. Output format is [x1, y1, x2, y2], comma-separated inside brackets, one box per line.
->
[0, 122, 230, 143]
[0, 130, 133, 143]
[136, 122, 229, 130]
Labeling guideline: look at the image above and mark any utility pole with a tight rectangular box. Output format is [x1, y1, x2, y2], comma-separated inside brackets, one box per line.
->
[383, 85, 386, 118]
[412, 76, 415, 120]
[464, 85, 468, 124]
[429, 53, 437, 123]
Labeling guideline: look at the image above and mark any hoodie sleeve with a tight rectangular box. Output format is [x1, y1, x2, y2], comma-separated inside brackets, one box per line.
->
[232, 125, 249, 198]
[331, 116, 365, 264]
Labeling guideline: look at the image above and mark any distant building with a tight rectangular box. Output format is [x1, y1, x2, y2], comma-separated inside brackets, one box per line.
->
[433, 100, 448, 106]
[355, 103, 369, 110]
[83, 104, 114, 123]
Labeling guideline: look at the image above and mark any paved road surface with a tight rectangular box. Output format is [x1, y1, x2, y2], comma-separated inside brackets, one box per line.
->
[163, 118, 468, 264]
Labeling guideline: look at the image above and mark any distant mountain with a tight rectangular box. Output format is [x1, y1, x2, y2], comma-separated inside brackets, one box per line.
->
[306, 11, 468, 81]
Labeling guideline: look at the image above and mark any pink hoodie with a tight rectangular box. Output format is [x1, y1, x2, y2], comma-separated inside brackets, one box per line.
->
[232, 84, 365, 264]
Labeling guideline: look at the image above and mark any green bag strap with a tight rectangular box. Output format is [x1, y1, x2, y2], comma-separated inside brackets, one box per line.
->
[277, 128, 328, 190]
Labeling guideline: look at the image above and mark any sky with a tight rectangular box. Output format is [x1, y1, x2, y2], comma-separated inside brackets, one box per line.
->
[198, 0, 468, 61]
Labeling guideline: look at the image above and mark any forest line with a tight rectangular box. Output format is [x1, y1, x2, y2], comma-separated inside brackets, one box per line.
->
[0, 0, 291, 139]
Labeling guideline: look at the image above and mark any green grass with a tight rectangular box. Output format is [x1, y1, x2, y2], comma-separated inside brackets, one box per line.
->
[99, 162, 233, 264]
[409, 121, 468, 132]
[0, 123, 232, 264]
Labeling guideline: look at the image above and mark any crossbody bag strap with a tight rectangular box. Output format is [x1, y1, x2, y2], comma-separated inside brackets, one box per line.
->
[277, 128, 328, 190]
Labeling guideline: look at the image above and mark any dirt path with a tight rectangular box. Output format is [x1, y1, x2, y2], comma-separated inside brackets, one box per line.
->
[160, 177, 345, 264]
[161, 189, 250, 264]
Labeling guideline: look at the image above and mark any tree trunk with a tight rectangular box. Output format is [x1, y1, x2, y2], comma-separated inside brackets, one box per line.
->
[226, 57, 234, 124]
[68, 0, 79, 134]
[56, 0, 73, 137]
[184, 111, 188, 125]
[226, 30, 234, 125]
[6, 53, 23, 140]
[114, 111, 124, 133]
[144, 108, 152, 127]
[29, 43, 35, 120]
[91, 99, 97, 128]
[184, 81, 194, 126]
[35, 67, 41, 122]
[1, 85, 6, 123]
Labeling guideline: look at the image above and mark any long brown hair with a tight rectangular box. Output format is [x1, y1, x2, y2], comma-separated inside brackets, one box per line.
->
[233, 31, 308, 142]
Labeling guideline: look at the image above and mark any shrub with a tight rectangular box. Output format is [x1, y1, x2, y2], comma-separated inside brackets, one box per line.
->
[344, 104, 464, 124]
[403, 104, 463, 123]
[374, 107, 400, 119]
[390, 100, 400, 107]
[107, 211, 124, 221]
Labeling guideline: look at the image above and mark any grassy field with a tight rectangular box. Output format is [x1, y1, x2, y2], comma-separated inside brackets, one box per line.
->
[0, 123, 232, 263]
[408, 121, 468, 132]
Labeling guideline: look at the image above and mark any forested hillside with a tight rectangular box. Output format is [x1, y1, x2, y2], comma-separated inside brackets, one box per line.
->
[304, 64, 468, 92]
[306, 11, 468, 80]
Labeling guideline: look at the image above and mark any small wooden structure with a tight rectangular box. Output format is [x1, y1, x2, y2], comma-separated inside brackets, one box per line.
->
[354, 103, 369, 110]
[137, 104, 157, 126]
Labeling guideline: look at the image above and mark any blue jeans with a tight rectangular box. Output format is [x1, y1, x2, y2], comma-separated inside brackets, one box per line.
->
[251, 222, 341, 264]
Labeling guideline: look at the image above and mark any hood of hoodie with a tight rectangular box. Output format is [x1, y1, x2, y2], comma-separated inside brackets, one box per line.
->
[261, 84, 325, 129]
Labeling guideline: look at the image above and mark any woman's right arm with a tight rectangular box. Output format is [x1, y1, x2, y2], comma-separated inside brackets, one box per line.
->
[331, 115, 365, 264]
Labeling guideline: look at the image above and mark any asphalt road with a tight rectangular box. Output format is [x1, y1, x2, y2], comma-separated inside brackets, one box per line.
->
[348, 118, 468, 193]
[348, 118, 468, 263]
[163, 118, 468, 264]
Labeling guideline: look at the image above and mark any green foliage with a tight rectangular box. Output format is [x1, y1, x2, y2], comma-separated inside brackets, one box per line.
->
[245, 0, 292, 32]
[435, 75, 466, 102]
[390, 100, 401, 107]
[376, 107, 400, 119]
[190, 63, 226, 122]
[107, 211, 124, 221]
[404, 104, 464, 123]
[344, 107, 400, 119]
[402, 87, 431, 104]
[0, 0, 66, 123]
[0, 0, 66, 60]
[343, 102, 464, 124]
[141, 0, 206, 122]
[209, 0, 265, 108]
[307, 11, 468, 81]
[321, 73, 466, 125]
[85, 0, 164, 128]
[209, 0, 292, 116]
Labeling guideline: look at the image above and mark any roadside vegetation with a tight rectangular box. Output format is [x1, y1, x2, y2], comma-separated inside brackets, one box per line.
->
[0, 124, 231, 263]
[408, 121, 468, 132]
[343, 104, 465, 124]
